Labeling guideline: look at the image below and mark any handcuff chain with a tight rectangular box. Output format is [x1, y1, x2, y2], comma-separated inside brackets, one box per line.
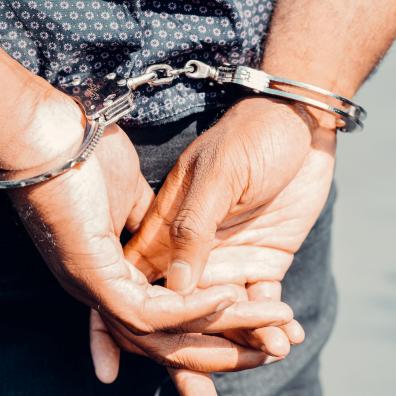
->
[0, 60, 367, 189]
[96, 59, 366, 133]
[141, 63, 195, 86]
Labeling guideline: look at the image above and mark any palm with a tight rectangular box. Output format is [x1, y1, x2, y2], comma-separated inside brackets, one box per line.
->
[126, 130, 335, 286]
[121, 124, 334, 395]
[11, 119, 148, 309]
[208, 134, 334, 284]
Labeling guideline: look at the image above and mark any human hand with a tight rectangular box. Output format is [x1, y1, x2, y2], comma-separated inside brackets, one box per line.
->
[124, 97, 335, 300]
[3, 63, 293, 383]
[90, 279, 298, 393]
[91, 97, 334, 393]
[10, 97, 239, 339]
[120, 97, 335, 393]
[165, 281, 303, 396]
[90, 249, 305, 393]
[8, 100, 246, 313]
[90, 237, 294, 381]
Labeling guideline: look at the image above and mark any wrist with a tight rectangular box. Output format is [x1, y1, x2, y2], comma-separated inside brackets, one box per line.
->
[230, 96, 316, 137]
[265, 82, 345, 132]
[261, 59, 357, 132]
[0, 50, 84, 171]
[226, 97, 337, 154]
[0, 87, 85, 172]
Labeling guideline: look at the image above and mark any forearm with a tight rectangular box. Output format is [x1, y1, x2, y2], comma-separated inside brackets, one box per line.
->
[262, 0, 396, 128]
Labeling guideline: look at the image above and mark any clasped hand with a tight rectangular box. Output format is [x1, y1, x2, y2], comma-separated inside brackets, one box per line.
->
[7, 67, 335, 395]
[92, 97, 335, 393]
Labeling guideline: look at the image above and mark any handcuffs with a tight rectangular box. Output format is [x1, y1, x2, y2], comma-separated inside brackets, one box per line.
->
[0, 60, 366, 189]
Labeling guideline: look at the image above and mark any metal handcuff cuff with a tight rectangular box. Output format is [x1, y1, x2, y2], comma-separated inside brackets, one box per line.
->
[0, 60, 366, 189]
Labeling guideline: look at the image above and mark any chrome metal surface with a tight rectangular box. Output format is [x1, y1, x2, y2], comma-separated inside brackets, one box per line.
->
[185, 60, 218, 80]
[169, 65, 195, 77]
[145, 64, 175, 86]
[93, 91, 135, 126]
[216, 65, 270, 91]
[127, 71, 157, 90]
[184, 62, 365, 133]
[0, 60, 367, 189]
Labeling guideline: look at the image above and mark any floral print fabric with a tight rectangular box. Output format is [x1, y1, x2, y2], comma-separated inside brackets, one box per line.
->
[0, 0, 274, 126]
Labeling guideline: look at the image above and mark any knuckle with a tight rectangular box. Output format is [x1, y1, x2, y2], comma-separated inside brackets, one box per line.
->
[174, 355, 194, 371]
[173, 155, 192, 178]
[175, 142, 221, 181]
[175, 332, 190, 346]
[170, 213, 203, 244]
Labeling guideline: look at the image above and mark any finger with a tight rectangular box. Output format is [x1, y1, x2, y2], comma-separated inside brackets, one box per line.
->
[281, 319, 305, 344]
[168, 369, 217, 396]
[96, 305, 149, 359]
[95, 124, 146, 236]
[245, 281, 290, 356]
[247, 281, 304, 342]
[105, 318, 268, 372]
[124, 245, 163, 284]
[89, 309, 120, 384]
[199, 248, 293, 288]
[141, 284, 240, 332]
[104, 277, 239, 334]
[222, 329, 285, 365]
[125, 174, 155, 233]
[178, 300, 293, 333]
[249, 327, 291, 357]
[85, 243, 239, 335]
[154, 285, 292, 334]
[164, 159, 231, 295]
[247, 281, 282, 300]
[219, 283, 288, 356]
[123, 198, 171, 284]
[245, 281, 304, 354]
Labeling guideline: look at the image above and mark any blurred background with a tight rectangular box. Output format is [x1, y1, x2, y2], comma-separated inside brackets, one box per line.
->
[320, 44, 396, 394]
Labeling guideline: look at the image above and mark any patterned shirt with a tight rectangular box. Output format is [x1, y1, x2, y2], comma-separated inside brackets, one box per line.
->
[0, 0, 275, 126]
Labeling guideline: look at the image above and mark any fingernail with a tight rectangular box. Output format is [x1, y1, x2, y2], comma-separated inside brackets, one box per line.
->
[261, 355, 284, 366]
[167, 261, 192, 293]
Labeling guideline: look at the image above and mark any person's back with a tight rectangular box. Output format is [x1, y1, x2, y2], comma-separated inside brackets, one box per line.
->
[1, 1, 394, 395]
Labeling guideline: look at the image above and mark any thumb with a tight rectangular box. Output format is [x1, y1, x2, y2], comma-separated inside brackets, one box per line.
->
[89, 309, 120, 384]
[166, 177, 229, 295]
[125, 173, 155, 234]
[168, 368, 218, 396]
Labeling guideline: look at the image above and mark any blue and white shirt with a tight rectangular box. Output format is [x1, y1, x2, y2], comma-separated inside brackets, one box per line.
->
[0, 0, 275, 126]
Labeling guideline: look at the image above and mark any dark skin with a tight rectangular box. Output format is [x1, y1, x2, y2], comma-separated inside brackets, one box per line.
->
[1, 0, 396, 394]
[92, 1, 396, 393]
[1, 52, 295, 382]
